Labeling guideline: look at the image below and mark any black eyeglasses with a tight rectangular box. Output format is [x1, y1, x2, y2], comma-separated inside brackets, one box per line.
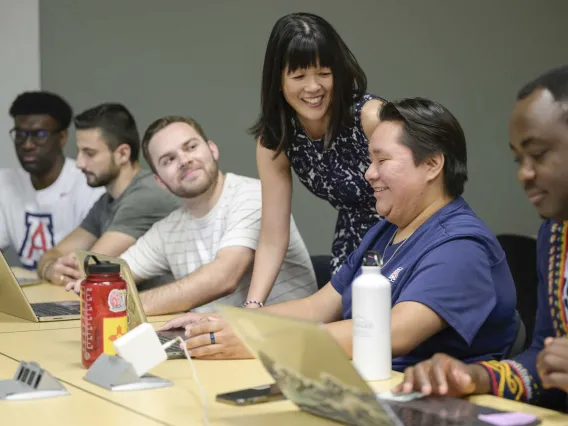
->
[9, 128, 60, 146]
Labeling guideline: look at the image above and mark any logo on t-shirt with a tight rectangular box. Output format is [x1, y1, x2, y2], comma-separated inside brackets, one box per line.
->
[18, 213, 55, 269]
[388, 267, 404, 283]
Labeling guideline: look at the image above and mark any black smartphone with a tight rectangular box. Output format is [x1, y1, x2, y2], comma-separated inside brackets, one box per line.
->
[216, 384, 285, 406]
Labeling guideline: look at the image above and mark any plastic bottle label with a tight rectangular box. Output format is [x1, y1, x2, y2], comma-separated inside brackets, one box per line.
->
[352, 315, 374, 337]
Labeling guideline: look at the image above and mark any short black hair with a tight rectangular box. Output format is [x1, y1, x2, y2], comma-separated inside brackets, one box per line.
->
[74, 103, 140, 163]
[249, 12, 367, 155]
[379, 98, 468, 198]
[517, 64, 568, 101]
[9, 91, 73, 130]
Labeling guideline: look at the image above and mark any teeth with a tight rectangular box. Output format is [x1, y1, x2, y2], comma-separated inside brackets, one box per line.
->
[304, 96, 323, 105]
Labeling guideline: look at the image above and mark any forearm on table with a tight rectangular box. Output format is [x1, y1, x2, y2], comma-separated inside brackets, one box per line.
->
[325, 323, 467, 363]
[140, 261, 243, 316]
[324, 321, 446, 360]
[261, 284, 343, 324]
[469, 364, 492, 395]
[325, 320, 353, 357]
[260, 297, 317, 321]
[322, 302, 453, 361]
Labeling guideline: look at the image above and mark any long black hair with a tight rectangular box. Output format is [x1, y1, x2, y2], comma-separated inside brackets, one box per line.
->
[249, 12, 367, 155]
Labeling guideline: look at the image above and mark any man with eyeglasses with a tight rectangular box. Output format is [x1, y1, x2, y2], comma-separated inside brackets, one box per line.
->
[0, 91, 103, 270]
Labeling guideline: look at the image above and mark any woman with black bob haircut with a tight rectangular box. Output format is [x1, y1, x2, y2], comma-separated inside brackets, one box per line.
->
[244, 12, 385, 308]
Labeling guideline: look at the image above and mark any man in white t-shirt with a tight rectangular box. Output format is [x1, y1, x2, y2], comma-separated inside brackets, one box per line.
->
[67, 116, 317, 314]
[0, 91, 104, 269]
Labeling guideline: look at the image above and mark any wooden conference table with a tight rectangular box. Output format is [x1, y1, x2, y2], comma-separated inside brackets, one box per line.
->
[0, 275, 567, 425]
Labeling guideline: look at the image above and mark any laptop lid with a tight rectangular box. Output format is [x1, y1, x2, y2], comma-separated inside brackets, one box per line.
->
[217, 305, 402, 426]
[0, 252, 38, 321]
[74, 250, 147, 330]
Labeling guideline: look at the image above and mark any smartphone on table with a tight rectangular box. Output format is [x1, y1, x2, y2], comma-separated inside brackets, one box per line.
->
[216, 383, 285, 406]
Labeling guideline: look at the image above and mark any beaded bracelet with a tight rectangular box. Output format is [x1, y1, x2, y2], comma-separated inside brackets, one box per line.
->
[242, 300, 264, 308]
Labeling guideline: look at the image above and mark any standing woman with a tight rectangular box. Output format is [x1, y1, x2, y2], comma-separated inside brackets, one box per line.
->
[243, 12, 385, 308]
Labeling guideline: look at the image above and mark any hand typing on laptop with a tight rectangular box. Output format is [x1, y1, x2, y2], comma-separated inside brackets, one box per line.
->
[158, 312, 213, 331]
[536, 337, 568, 393]
[392, 353, 490, 397]
[157, 313, 253, 360]
[393, 338, 568, 399]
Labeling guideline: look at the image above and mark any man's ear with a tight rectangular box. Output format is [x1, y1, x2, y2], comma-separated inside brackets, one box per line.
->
[425, 152, 445, 183]
[114, 144, 131, 166]
[207, 140, 219, 161]
[59, 129, 69, 149]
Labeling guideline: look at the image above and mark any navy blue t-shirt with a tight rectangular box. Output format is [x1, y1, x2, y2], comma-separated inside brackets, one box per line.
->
[331, 197, 517, 371]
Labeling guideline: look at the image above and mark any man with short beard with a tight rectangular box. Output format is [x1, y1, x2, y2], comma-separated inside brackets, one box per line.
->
[68, 115, 317, 315]
[37, 103, 181, 285]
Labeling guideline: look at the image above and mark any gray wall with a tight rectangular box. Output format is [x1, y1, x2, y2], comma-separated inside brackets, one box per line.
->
[39, 0, 568, 255]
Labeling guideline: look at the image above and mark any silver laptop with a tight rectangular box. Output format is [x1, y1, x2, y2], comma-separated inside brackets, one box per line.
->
[216, 304, 403, 426]
[0, 252, 80, 322]
[216, 306, 532, 426]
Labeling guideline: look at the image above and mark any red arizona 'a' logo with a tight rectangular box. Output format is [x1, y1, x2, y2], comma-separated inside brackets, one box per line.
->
[18, 213, 55, 269]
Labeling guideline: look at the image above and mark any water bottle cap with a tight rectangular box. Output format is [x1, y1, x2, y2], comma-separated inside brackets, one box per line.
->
[362, 251, 382, 267]
[84, 254, 120, 274]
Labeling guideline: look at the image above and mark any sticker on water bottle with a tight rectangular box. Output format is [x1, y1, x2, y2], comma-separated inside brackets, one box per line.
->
[107, 289, 127, 312]
[103, 316, 128, 355]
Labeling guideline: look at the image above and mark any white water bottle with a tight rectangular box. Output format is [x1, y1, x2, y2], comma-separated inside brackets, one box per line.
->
[352, 250, 391, 381]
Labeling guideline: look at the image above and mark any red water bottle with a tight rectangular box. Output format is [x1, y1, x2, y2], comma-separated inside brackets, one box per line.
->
[81, 255, 128, 369]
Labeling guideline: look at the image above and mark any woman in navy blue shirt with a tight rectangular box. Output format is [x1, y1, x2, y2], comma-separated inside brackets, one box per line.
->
[160, 97, 517, 371]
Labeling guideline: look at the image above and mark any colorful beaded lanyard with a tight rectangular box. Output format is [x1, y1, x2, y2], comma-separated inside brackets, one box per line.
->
[548, 221, 568, 337]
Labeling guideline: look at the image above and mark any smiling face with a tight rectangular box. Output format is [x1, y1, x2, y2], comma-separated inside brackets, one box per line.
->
[365, 121, 435, 226]
[148, 122, 219, 199]
[509, 88, 568, 222]
[281, 64, 333, 125]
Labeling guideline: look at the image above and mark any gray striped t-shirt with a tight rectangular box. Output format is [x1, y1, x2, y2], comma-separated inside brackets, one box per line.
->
[121, 173, 317, 312]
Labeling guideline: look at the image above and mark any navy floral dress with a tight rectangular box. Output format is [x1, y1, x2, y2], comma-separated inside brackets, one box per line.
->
[286, 93, 384, 273]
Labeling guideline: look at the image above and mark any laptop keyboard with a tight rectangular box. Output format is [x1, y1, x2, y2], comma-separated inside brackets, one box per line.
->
[30, 302, 183, 357]
[31, 302, 80, 317]
[157, 332, 185, 358]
